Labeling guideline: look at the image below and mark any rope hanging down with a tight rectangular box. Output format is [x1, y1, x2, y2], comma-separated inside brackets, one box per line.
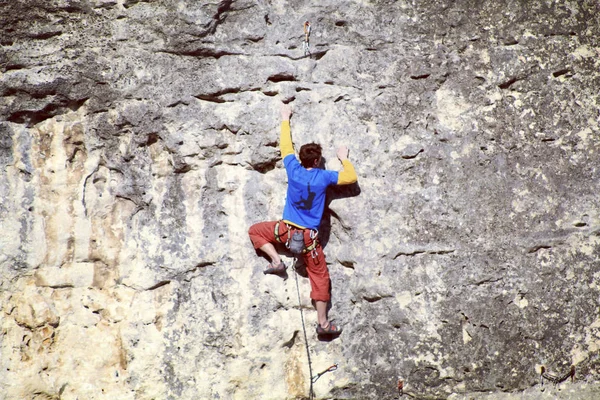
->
[293, 257, 316, 399]
[293, 258, 338, 399]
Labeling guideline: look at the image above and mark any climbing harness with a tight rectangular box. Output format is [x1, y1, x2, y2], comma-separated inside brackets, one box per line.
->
[303, 21, 311, 56]
[273, 221, 318, 254]
[308, 229, 318, 257]
[311, 363, 338, 383]
[273, 220, 287, 243]
[540, 365, 575, 385]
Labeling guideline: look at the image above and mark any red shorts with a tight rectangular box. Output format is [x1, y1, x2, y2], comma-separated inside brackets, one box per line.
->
[248, 221, 330, 302]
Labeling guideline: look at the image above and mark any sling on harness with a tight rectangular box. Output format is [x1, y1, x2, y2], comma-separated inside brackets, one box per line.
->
[541, 365, 575, 385]
[274, 220, 318, 255]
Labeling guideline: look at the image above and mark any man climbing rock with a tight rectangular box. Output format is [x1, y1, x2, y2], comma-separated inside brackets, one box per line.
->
[248, 102, 358, 336]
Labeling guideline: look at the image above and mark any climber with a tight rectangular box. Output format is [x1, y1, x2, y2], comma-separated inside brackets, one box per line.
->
[248, 102, 358, 336]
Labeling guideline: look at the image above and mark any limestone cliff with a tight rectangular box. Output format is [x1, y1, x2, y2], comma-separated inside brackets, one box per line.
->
[1, 1, 600, 399]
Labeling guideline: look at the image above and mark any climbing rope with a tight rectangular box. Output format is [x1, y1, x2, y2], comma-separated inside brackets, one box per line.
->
[293, 257, 316, 399]
[293, 255, 339, 399]
[303, 21, 311, 56]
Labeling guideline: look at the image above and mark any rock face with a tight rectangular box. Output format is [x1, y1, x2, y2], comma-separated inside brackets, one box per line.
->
[1, 1, 600, 399]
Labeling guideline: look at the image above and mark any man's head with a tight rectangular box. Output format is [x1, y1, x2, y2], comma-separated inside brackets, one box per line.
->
[299, 142, 322, 168]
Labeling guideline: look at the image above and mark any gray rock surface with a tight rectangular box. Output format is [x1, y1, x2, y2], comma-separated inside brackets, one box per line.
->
[1, 0, 600, 399]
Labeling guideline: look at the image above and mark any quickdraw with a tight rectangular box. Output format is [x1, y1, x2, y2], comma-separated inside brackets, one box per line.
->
[540, 365, 575, 385]
[311, 363, 338, 383]
[274, 221, 318, 254]
[303, 21, 311, 56]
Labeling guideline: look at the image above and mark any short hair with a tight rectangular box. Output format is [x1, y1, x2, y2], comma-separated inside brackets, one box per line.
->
[299, 142, 322, 168]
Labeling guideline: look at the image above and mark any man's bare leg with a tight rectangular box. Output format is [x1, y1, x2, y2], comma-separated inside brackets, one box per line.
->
[259, 243, 281, 265]
[316, 300, 328, 328]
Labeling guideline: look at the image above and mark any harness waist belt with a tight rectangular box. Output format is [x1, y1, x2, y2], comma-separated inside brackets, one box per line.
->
[274, 220, 318, 253]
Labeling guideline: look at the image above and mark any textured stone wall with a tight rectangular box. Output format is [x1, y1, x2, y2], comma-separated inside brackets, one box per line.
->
[1, 1, 600, 399]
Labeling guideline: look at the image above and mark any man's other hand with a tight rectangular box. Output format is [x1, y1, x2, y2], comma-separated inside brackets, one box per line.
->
[337, 146, 349, 161]
[281, 104, 292, 121]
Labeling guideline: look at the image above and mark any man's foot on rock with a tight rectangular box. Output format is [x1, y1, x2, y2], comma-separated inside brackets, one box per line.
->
[263, 261, 286, 275]
[316, 321, 343, 335]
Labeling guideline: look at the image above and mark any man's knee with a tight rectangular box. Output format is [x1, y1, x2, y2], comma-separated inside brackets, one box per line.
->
[248, 221, 277, 249]
[248, 223, 258, 237]
[311, 282, 331, 302]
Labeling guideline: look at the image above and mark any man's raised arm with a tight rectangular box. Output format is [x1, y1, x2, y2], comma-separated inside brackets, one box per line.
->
[280, 104, 294, 158]
[336, 146, 357, 185]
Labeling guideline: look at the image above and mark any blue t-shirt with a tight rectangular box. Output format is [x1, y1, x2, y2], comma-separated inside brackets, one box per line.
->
[282, 154, 339, 230]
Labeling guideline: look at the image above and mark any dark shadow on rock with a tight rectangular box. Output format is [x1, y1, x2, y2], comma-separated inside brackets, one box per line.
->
[294, 257, 309, 278]
[319, 181, 361, 250]
[317, 332, 342, 342]
[311, 295, 332, 315]
[255, 243, 292, 280]
[263, 269, 289, 280]
[255, 243, 293, 261]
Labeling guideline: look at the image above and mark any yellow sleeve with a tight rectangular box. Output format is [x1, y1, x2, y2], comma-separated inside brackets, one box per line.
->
[280, 120, 294, 158]
[337, 159, 358, 185]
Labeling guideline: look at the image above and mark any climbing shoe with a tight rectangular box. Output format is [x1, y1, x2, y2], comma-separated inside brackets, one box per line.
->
[316, 321, 343, 335]
[263, 261, 286, 275]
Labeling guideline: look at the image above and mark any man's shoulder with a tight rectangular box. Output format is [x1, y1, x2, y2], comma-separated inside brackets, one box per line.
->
[316, 168, 339, 185]
[283, 153, 298, 167]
